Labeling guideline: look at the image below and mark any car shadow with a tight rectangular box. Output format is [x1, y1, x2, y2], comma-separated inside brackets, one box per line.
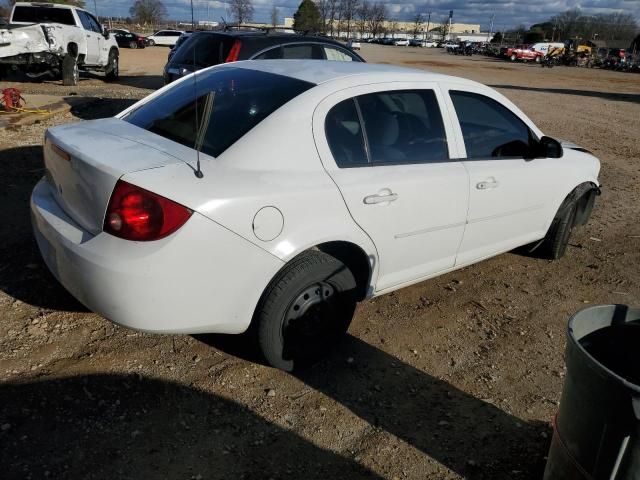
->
[0, 374, 381, 480]
[67, 97, 138, 120]
[0, 145, 85, 312]
[490, 84, 640, 104]
[200, 333, 551, 478]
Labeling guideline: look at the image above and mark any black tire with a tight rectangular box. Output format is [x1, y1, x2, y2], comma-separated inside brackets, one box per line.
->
[0, 64, 6, 80]
[129, 41, 137, 49]
[256, 250, 357, 371]
[538, 200, 577, 260]
[510, 54, 517, 61]
[61, 54, 78, 86]
[105, 50, 119, 81]
[148, 39, 155, 46]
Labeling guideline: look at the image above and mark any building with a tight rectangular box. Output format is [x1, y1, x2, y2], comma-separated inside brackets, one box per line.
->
[283, 17, 480, 40]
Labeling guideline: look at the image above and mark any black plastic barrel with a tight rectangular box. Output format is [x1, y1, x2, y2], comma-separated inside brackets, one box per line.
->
[544, 304, 640, 480]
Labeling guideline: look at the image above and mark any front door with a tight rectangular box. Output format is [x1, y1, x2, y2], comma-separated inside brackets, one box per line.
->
[77, 11, 103, 64]
[443, 88, 559, 264]
[314, 83, 469, 292]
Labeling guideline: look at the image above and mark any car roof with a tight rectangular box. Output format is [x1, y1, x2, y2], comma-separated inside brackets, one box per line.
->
[225, 60, 478, 87]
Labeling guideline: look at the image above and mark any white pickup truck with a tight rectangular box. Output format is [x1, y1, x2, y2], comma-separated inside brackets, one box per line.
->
[0, 2, 119, 85]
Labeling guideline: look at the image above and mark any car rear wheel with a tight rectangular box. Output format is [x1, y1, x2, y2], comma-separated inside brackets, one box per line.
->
[256, 251, 357, 371]
[61, 54, 78, 86]
[129, 41, 138, 49]
[105, 50, 119, 81]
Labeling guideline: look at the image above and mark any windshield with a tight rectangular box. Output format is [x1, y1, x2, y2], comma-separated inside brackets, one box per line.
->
[12, 6, 76, 25]
[124, 67, 314, 158]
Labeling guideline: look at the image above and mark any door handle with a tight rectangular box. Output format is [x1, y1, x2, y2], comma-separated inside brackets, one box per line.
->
[363, 192, 398, 204]
[476, 179, 500, 190]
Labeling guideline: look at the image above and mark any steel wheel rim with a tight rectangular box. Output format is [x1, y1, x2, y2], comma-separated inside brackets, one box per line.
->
[281, 282, 337, 358]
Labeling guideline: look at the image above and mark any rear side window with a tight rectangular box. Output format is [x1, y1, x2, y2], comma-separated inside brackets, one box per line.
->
[254, 47, 282, 59]
[12, 6, 75, 25]
[358, 90, 448, 164]
[324, 46, 355, 61]
[282, 44, 324, 59]
[171, 33, 235, 67]
[450, 91, 534, 158]
[124, 68, 314, 158]
[325, 99, 368, 167]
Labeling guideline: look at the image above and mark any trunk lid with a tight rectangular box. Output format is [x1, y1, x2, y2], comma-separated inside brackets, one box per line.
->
[44, 118, 196, 235]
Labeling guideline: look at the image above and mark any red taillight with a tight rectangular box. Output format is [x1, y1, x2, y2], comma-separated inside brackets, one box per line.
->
[104, 180, 192, 241]
[225, 39, 242, 62]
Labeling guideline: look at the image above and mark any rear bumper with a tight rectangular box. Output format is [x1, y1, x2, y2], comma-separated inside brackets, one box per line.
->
[31, 178, 283, 334]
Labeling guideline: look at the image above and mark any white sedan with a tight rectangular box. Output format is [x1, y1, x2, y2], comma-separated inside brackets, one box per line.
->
[146, 29, 184, 46]
[31, 61, 600, 370]
[394, 39, 410, 46]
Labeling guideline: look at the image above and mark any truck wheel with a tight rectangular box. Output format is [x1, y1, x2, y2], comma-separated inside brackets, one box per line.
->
[256, 250, 357, 371]
[510, 54, 517, 61]
[105, 50, 119, 81]
[61, 54, 79, 86]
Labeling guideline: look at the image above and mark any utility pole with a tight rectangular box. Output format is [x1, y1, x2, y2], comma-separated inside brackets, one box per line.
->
[190, 0, 195, 30]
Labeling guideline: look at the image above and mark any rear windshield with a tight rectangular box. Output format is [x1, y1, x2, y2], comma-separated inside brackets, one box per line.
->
[171, 33, 235, 67]
[124, 67, 314, 158]
[12, 6, 76, 25]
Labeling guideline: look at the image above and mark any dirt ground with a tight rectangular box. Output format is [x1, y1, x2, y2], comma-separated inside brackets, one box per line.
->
[1, 45, 639, 480]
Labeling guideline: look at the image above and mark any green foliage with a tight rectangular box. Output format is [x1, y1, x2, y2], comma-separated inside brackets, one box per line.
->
[490, 31, 503, 43]
[293, 0, 321, 33]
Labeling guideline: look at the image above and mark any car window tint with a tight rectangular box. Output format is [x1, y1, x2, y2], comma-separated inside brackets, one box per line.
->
[171, 34, 235, 67]
[12, 6, 75, 25]
[450, 91, 534, 158]
[86, 13, 102, 33]
[77, 11, 92, 30]
[282, 44, 323, 59]
[254, 47, 282, 59]
[325, 99, 368, 167]
[357, 90, 448, 164]
[124, 68, 314, 158]
[324, 46, 354, 61]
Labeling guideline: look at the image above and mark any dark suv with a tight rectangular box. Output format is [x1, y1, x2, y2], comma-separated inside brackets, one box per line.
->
[163, 30, 364, 84]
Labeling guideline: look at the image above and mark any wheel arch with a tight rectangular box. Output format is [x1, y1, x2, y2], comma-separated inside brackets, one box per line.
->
[67, 42, 78, 58]
[554, 181, 600, 227]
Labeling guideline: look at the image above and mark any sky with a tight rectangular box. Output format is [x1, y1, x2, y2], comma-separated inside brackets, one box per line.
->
[99, 0, 640, 31]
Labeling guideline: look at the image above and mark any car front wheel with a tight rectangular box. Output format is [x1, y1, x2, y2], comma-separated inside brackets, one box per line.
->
[256, 251, 357, 371]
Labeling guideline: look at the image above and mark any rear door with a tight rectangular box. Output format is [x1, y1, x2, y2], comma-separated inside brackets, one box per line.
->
[442, 87, 559, 264]
[314, 83, 469, 292]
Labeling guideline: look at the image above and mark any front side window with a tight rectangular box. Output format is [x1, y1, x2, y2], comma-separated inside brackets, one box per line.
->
[358, 90, 448, 164]
[77, 11, 92, 31]
[85, 12, 102, 33]
[450, 91, 535, 158]
[325, 99, 368, 167]
[124, 68, 314, 158]
[324, 46, 355, 61]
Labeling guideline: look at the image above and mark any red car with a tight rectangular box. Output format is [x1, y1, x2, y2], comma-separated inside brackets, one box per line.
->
[507, 44, 543, 62]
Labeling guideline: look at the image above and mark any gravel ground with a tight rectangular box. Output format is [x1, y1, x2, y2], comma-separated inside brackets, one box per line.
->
[1, 45, 639, 480]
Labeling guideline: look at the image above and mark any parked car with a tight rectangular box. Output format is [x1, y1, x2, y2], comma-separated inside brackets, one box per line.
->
[0, 2, 119, 85]
[111, 29, 146, 49]
[346, 39, 361, 50]
[163, 30, 364, 83]
[32, 60, 600, 370]
[509, 45, 543, 62]
[146, 29, 184, 47]
[394, 38, 410, 46]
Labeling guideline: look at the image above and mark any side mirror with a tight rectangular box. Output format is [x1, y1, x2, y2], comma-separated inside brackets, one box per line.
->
[538, 136, 563, 158]
[103, 27, 110, 39]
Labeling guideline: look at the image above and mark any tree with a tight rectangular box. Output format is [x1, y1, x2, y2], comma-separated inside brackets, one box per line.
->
[0, 2, 9, 19]
[411, 13, 423, 39]
[316, 0, 330, 34]
[270, 5, 278, 27]
[355, 0, 369, 38]
[293, 0, 320, 32]
[490, 31, 503, 43]
[229, 0, 254, 25]
[524, 26, 544, 44]
[366, 2, 386, 38]
[327, 0, 338, 36]
[339, 0, 359, 39]
[129, 0, 166, 25]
